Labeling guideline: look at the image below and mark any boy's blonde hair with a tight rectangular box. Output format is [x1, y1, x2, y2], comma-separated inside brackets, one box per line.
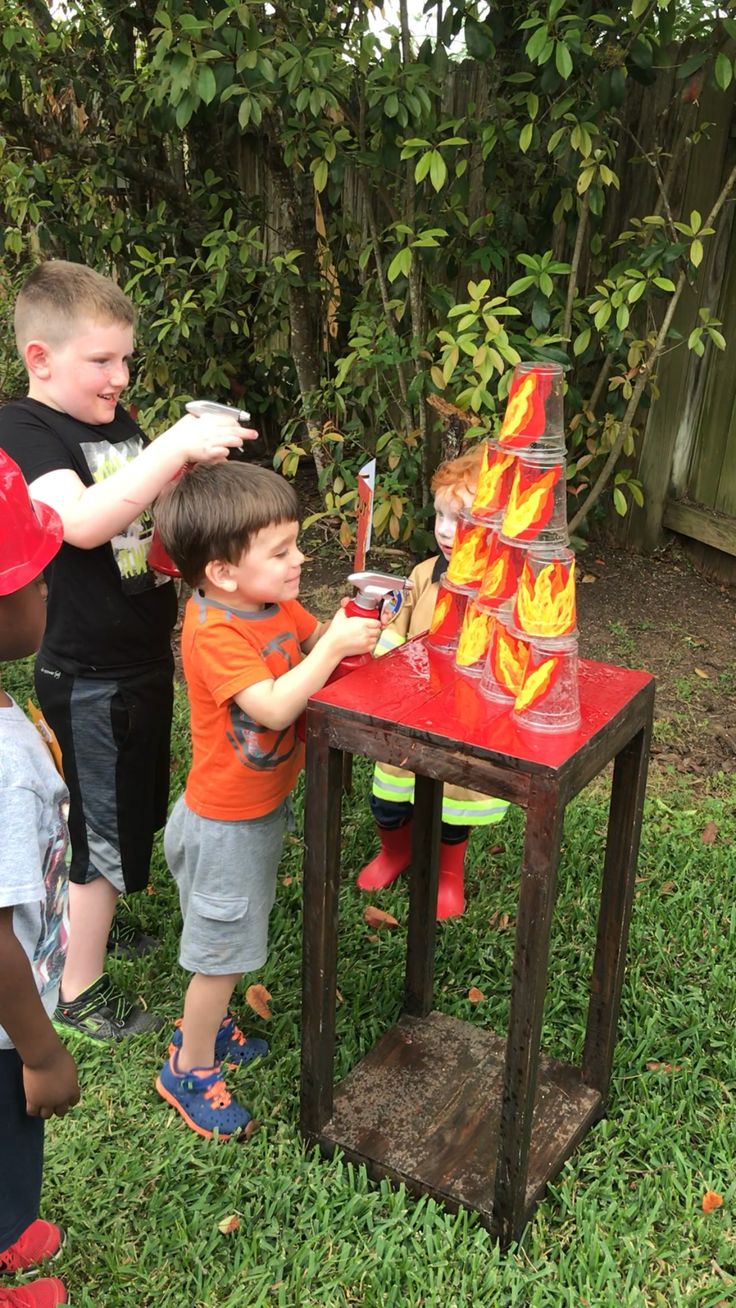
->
[430, 444, 484, 507]
[154, 461, 300, 588]
[14, 260, 136, 353]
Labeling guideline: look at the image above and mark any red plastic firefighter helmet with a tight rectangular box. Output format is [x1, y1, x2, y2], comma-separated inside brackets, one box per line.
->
[0, 449, 63, 596]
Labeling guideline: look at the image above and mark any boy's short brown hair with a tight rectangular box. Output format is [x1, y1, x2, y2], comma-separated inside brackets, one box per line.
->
[430, 444, 484, 506]
[154, 461, 300, 588]
[14, 260, 135, 353]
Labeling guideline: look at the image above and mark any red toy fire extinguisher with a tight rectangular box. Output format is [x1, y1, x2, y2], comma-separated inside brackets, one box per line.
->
[147, 400, 252, 578]
[327, 570, 410, 683]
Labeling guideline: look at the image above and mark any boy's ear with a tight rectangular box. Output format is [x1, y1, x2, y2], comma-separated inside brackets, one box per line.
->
[203, 557, 237, 591]
[24, 340, 53, 380]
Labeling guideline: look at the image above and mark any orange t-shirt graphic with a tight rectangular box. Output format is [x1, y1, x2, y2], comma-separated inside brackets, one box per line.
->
[182, 593, 320, 820]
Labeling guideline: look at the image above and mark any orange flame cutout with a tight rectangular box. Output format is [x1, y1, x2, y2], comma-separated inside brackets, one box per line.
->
[502, 463, 562, 541]
[491, 625, 530, 696]
[430, 591, 452, 635]
[514, 657, 560, 714]
[514, 557, 576, 636]
[479, 539, 519, 603]
[472, 444, 515, 517]
[446, 522, 489, 586]
[456, 605, 493, 667]
[497, 370, 551, 448]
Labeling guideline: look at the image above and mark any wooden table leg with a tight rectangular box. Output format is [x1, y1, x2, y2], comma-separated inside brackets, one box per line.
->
[403, 773, 443, 1018]
[582, 709, 653, 1103]
[493, 776, 566, 1247]
[300, 711, 344, 1139]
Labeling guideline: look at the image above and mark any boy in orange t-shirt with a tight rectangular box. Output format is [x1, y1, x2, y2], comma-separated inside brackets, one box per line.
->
[152, 461, 380, 1140]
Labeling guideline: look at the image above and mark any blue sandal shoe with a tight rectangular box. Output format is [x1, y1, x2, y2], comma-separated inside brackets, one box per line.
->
[155, 1053, 256, 1141]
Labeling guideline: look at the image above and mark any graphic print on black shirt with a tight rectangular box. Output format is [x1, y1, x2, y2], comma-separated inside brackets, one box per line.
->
[0, 398, 177, 676]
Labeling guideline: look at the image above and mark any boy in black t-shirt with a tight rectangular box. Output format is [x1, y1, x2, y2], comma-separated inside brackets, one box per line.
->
[0, 260, 255, 1041]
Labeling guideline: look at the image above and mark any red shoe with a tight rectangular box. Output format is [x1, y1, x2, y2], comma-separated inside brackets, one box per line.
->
[0, 1223, 63, 1275]
[356, 823, 412, 891]
[436, 839, 468, 920]
[0, 1279, 67, 1306]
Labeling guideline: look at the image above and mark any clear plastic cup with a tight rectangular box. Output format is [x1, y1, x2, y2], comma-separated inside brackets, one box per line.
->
[470, 441, 516, 524]
[426, 578, 470, 654]
[499, 455, 568, 548]
[445, 510, 493, 591]
[476, 533, 524, 610]
[496, 362, 565, 457]
[512, 632, 581, 733]
[513, 547, 577, 638]
[455, 598, 495, 678]
[479, 606, 531, 705]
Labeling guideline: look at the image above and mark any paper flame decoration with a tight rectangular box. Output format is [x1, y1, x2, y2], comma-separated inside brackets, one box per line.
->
[491, 624, 530, 697]
[471, 443, 516, 520]
[514, 656, 561, 714]
[456, 603, 493, 668]
[502, 462, 562, 542]
[478, 536, 521, 606]
[446, 518, 489, 587]
[514, 556, 576, 637]
[428, 585, 466, 647]
[497, 369, 552, 450]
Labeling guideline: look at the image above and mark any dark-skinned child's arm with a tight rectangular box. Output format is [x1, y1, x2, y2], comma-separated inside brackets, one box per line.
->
[0, 906, 79, 1119]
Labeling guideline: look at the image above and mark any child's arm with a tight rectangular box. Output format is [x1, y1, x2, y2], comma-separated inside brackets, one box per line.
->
[235, 606, 381, 731]
[0, 907, 79, 1119]
[28, 412, 257, 550]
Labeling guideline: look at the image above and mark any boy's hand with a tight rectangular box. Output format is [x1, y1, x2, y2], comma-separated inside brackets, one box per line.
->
[164, 413, 259, 465]
[324, 606, 381, 659]
[23, 1043, 80, 1120]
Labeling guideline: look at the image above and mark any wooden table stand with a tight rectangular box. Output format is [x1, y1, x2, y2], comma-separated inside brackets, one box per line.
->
[300, 638, 655, 1248]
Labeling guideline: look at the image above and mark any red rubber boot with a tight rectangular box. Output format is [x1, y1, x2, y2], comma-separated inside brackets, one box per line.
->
[436, 839, 469, 920]
[356, 823, 412, 891]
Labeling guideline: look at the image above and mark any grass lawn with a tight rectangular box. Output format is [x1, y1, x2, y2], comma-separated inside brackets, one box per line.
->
[4, 660, 735, 1307]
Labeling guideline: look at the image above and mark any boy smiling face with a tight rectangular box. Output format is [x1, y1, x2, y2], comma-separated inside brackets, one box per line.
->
[26, 317, 134, 427]
[205, 519, 306, 611]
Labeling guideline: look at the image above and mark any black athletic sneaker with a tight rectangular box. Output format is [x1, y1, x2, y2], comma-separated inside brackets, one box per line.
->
[53, 975, 165, 1041]
[106, 916, 157, 959]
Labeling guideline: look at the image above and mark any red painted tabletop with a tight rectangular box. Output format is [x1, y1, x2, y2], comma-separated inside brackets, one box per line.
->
[308, 636, 655, 771]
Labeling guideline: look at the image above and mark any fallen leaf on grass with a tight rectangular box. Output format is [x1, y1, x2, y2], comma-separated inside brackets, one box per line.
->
[363, 905, 399, 929]
[489, 910, 515, 931]
[281, 875, 294, 886]
[581, 573, 598, 584]
[701, 820, 718, 845]
[218, 1214, 241, 1235]
[489, 844, 505, 856]
[468, 987, 485, 1003]
[366, 933, 380, 943]
[694, 667, 710, 679]
[702, 1190, 723, 1213]
[246, 984, 272, 1019]
[646, 1060, 681, 1073]
[659, 881, 675, 894]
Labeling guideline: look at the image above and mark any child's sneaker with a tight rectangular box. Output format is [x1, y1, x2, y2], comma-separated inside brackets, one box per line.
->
[106, 916, 157, 959]
[0, 1221, 63, 1274]
[53, 975, 164, 1041]
[155, 1052, 256, 1141]
[168, 1013, 268, 1068]
[0, 1279, 67, 1306]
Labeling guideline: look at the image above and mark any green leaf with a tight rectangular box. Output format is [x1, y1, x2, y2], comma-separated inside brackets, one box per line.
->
[555, 42, 573, 80]
[653, 277, 676, 292]
[385, 93, 399, 118]
[415, 152, 432, 183]
[689, 238, 703, 268]
[429, 150, 447, 192]
[630, 0, 648, 18]
[312, 159, 328, 193]
[709, 329, 727, 351]
[519, 122, 534, 154]
[715, 52, 733, 91]
[573, 327, 591, 356]
[506, 276, 536, 295]
[613, 487, 627, 516]
[387, 248, 412, 282]
[197, 65, 217, 106]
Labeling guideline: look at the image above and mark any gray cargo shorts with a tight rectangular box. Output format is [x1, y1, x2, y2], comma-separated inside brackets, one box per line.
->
[164, 794, 289, 975]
